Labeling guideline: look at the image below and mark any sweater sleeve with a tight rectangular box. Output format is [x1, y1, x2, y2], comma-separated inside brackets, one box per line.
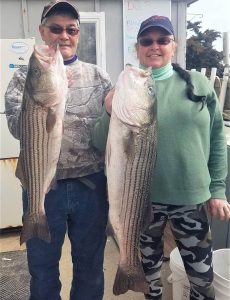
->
[92, 106, 110, 152]
[207, 89, 228, 200]
[4, 67, 27, 140]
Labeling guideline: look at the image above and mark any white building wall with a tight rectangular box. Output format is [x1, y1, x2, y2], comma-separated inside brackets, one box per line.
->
[0, 0, 193, 230]
[0, 0, 194, 82]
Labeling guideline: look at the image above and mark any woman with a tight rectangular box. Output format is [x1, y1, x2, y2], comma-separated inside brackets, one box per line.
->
[93, 15, 230, 300]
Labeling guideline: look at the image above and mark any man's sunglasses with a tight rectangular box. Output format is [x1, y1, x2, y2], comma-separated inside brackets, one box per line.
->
[138, 36, 174, 47]
[46, 25, 79, 36]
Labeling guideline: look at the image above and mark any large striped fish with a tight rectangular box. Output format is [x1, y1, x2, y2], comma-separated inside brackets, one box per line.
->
[106, 65, 157, 295]
[16, 45, 68, 245]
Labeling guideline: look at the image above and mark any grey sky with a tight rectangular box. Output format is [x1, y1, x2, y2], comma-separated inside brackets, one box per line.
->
[187, 0, 230, 50]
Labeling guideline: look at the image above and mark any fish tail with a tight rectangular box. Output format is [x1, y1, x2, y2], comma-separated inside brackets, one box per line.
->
[20, 213, 51, 245]
[113, 264, 149, 295]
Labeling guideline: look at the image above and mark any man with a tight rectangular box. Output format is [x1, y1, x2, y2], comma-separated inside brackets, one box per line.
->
[5, 1, 112, 299]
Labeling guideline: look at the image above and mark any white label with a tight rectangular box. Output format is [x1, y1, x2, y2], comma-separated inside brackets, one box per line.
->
[11, 42, 29, 54]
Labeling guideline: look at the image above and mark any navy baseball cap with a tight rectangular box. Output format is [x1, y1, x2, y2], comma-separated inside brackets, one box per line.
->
[41, 0, 80, 23]
[137, 15, 174, 38]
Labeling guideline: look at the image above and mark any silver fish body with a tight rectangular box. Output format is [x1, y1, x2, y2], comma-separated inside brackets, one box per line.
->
[16, 45, 68, 245]
[106, 65, 157, 295]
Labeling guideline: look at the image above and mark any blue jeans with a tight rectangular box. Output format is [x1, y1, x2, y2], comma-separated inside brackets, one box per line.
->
[22, 171, 108, 300]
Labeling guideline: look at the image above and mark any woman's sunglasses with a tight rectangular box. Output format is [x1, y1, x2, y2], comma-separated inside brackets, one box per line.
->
[138, 36, 174, 47]
[46, 25, 79, 36]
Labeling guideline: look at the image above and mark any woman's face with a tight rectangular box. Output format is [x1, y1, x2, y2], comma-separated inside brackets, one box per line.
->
[136, 27, 176, 69]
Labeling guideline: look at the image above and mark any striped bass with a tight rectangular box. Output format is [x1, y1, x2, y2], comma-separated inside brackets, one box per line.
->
[106, 65, 157, 295]
[16, 45, 68, 245]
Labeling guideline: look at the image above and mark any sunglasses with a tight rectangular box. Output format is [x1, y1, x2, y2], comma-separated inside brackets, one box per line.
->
[138, 36, 174, 47]
[46, 25, 79, 36]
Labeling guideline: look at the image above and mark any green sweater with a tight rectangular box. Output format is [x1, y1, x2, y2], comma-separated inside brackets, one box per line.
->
[92, 71, 227, 205]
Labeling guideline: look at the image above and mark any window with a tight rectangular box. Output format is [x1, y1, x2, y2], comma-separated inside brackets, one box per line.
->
[77, 12, 106, 69]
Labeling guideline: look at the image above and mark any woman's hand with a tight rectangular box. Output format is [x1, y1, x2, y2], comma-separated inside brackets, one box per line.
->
[207, 198, 230, 221]
[105, 87, 115, 115]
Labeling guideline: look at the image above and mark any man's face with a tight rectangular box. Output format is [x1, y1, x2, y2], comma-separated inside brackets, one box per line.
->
[39, 14, 80, 60]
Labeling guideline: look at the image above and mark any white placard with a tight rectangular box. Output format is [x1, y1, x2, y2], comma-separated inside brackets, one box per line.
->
[0, 38, 35, 158]
[123, 0, 171, 66]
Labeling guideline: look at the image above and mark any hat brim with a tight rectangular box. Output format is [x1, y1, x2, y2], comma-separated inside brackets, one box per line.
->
[138, 25, 174, 38]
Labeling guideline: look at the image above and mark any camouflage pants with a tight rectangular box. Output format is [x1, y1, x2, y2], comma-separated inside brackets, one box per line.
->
[140, 203, 215, 300]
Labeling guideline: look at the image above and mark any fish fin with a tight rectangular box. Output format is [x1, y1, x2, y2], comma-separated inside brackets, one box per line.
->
[106, 142, 111, 166]
[113, 264, 149, 295]
[123, 131, 135, 156]
[46, 108, 57, 133]
[50, 178, 58, 190]
[141, 199, 153, 232]
[20, 212, 51, 245]
[105, 219, 115, 237]
[46, 176, 58, 192]
[15, 154, 27, 189]
[43, 176, 57, 196]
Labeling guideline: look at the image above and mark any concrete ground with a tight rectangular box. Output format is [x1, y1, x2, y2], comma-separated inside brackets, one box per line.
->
[0, 232, 173, 300]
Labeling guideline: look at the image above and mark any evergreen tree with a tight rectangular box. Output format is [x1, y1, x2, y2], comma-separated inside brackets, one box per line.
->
[186, 21, 224, 77]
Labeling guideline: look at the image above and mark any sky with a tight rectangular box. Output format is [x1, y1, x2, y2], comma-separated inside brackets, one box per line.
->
[187, 0, 230, 51]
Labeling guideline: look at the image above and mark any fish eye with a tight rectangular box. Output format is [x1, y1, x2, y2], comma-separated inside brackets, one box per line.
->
[30, 67, 41, 78]
[148, 86, 154, 95]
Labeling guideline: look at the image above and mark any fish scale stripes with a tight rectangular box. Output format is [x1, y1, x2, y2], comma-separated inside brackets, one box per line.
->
[106, 65, 157, 295]
[16, 45, 68, 245]
[122, 127, 156, 267]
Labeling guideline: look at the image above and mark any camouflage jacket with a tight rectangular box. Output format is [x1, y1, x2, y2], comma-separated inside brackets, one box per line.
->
[5, 59, 112, 179]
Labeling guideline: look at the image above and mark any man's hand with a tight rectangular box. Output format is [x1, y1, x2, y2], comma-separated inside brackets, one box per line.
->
[207, 198, 230, 221]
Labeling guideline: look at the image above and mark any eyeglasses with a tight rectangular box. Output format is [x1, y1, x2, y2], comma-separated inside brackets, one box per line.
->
[138, 36, 174, 47]
[46, 25, 79, 36]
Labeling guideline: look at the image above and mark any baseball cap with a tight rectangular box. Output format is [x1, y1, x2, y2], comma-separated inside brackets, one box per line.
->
[137, 15, 174, 38]
[41, 0, 80, 23]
